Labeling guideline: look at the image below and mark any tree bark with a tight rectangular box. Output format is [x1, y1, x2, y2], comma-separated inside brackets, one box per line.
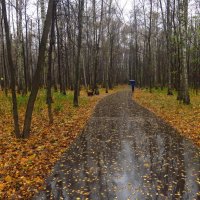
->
[179, 0, 190, 104]
[22, 0, 54, 138]
[46, 1, 56, 124]
[73, 0, 84, 107]
[2, 0, 21, 138]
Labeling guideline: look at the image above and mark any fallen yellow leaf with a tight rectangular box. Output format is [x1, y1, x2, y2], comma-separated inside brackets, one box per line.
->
[0, 183, 5, 190]
[5, 175, 12, 182]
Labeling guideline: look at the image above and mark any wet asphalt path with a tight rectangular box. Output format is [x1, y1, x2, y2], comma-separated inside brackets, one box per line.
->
[34, 90, 200, 200]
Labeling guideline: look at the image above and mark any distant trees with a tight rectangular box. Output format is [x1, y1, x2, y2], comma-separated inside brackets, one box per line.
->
[0, 0, 199, 137]
[0, 0, 128, 138]
[128, 0, 199, 104]
[0, 0, 129, 96]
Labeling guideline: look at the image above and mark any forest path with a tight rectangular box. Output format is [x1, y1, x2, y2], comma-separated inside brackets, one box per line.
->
[34, 90, 200, 200]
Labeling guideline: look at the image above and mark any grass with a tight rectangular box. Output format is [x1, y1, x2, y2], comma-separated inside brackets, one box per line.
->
[134, 88, 200, 147]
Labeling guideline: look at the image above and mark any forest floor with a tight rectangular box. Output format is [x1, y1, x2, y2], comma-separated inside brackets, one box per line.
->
[134, 88, 200, 147]
[0, 86, 125, 199]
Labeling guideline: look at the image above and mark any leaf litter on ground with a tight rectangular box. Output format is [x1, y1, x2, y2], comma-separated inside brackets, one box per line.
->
[134, 88, 200, 147]
[0, 86, 125, 199]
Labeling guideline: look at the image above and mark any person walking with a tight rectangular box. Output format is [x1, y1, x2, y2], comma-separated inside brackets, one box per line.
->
[129, 80, 136, 93]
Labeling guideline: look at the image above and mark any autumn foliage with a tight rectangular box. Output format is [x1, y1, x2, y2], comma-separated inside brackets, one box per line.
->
[134, 88, 200, 147]
[0, 87, 123, 199]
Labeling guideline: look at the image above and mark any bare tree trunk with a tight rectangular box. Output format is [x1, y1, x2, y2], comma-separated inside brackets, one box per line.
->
[82, 55, 88, 90]
[40, 0, 45, 28]
[55, 13, 63, 94]
[22, 0, 54, 138]
[166, 0, 173, 95]
[148, 0, 153, 92]
[179, 0, 190, 104]
[16, 0, 25, 94]
[159, 0, 173, 95]
[2, 0, 21, 138]
[0, 14, 8, 95]
[73, 0, 84, 106]
[46, 2, 56, 124]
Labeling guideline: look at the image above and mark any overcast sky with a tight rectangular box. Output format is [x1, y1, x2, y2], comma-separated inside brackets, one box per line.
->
[118, 0, 133, 21]
[25, 0, 198, 23]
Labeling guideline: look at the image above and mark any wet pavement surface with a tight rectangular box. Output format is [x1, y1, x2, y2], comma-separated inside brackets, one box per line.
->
[34, 90, 200, 200]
